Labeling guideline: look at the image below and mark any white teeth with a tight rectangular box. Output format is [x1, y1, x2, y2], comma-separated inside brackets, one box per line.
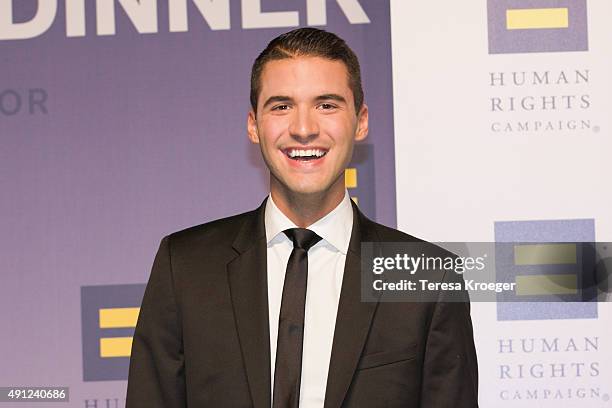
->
[287, 149, 327, 158]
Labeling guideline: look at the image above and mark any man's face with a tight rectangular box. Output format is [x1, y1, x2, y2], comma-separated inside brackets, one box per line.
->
[247, 56, 368, 198]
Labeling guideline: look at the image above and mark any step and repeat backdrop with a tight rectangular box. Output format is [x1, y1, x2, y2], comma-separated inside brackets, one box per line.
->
[392, 0, 611, 407]
[1, 0, 394, 406]
[1, 0, 610, 406]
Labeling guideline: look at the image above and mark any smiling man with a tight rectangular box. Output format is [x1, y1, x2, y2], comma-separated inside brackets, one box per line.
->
[247, 40, 367, 228]
[127, 28, 478, 408]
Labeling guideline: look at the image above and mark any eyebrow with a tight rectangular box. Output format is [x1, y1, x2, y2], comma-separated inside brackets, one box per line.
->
[262, 93, 348, 109]
[315, 94, 347, 104]
[262, 95, 293, 109]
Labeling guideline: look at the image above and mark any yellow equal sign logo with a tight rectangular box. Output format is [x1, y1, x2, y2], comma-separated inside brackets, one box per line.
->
[506, 8, 569, 30]
[345, 168, 358, 205]
[513, 243, 578, 296]
[98, 307, 140, 358]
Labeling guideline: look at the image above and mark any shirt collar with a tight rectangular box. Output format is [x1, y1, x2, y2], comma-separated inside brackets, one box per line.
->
[264, 190, 353, 255]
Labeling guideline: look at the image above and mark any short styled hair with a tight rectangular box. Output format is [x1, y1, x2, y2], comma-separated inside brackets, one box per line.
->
[250, 27, 364, 113]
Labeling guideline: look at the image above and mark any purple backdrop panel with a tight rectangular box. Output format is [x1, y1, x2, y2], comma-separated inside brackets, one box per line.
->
[0, 0, 395, 405]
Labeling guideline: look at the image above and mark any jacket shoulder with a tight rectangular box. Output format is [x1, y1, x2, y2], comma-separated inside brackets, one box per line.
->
[365, 218, 425, 243]
[165, 208, 258, 249]
[366, 218, 457, 258]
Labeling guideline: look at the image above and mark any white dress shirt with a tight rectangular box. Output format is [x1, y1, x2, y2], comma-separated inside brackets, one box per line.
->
[265, 190, 354, 408]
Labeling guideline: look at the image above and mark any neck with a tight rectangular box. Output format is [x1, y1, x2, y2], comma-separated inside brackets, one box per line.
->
[270, 180, 345, 228]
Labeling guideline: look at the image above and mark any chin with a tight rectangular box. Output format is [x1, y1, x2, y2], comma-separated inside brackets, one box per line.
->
[288, 185, 328, 196]
[292, 181, 346, 199]
[278, 179, 328, 196]
[272, 172, 343, 198]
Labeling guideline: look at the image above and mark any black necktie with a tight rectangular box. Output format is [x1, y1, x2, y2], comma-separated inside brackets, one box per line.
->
[273, 228, 322, 408]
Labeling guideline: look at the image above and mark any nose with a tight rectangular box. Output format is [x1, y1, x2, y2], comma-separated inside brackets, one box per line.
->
[288, 107, 319, 143]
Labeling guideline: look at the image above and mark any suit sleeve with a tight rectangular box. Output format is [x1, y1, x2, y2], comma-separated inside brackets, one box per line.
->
[126, 236, 186, 408]
[420, 270, 479, 407]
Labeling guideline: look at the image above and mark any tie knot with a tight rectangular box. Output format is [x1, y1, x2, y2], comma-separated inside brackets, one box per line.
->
[283, 228, 322, 251]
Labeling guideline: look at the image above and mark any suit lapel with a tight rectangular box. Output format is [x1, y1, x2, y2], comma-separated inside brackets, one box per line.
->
[227, 200, 271, 408]
[324, 203, 381, 408]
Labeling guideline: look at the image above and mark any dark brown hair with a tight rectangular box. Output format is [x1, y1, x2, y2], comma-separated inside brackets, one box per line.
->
[250, 27, 363, 113]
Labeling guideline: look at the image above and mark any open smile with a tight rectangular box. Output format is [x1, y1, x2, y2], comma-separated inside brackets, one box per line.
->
[283, 147, 329, 161]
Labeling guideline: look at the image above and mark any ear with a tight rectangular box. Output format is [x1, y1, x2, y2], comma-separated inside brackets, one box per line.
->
[354, 103, 369, 142]
[247, 110, 260, 144]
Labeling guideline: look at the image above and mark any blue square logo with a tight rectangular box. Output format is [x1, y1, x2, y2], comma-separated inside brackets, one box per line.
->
[345, 143, 376, 219]
[487, 0, 588, 54]
[81, 284, 146, 381]
[494, 219, 597, 321]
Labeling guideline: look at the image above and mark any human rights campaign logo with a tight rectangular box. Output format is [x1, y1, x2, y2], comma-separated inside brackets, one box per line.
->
[81, 284, 146, 381]
[494, 219, 597, 321]
[487, 0, 588, 54]
[345, 143, 376, 220]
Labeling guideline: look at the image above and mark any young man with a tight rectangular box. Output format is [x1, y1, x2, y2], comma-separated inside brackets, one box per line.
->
[127, 28, 478, 407]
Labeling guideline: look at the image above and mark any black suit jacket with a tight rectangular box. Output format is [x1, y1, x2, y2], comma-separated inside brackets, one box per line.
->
[126, 199, 478, 407]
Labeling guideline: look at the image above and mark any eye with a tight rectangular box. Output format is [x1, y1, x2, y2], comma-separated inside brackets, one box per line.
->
[272, 104, 290, 111]
[318, 103, 337, 110]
